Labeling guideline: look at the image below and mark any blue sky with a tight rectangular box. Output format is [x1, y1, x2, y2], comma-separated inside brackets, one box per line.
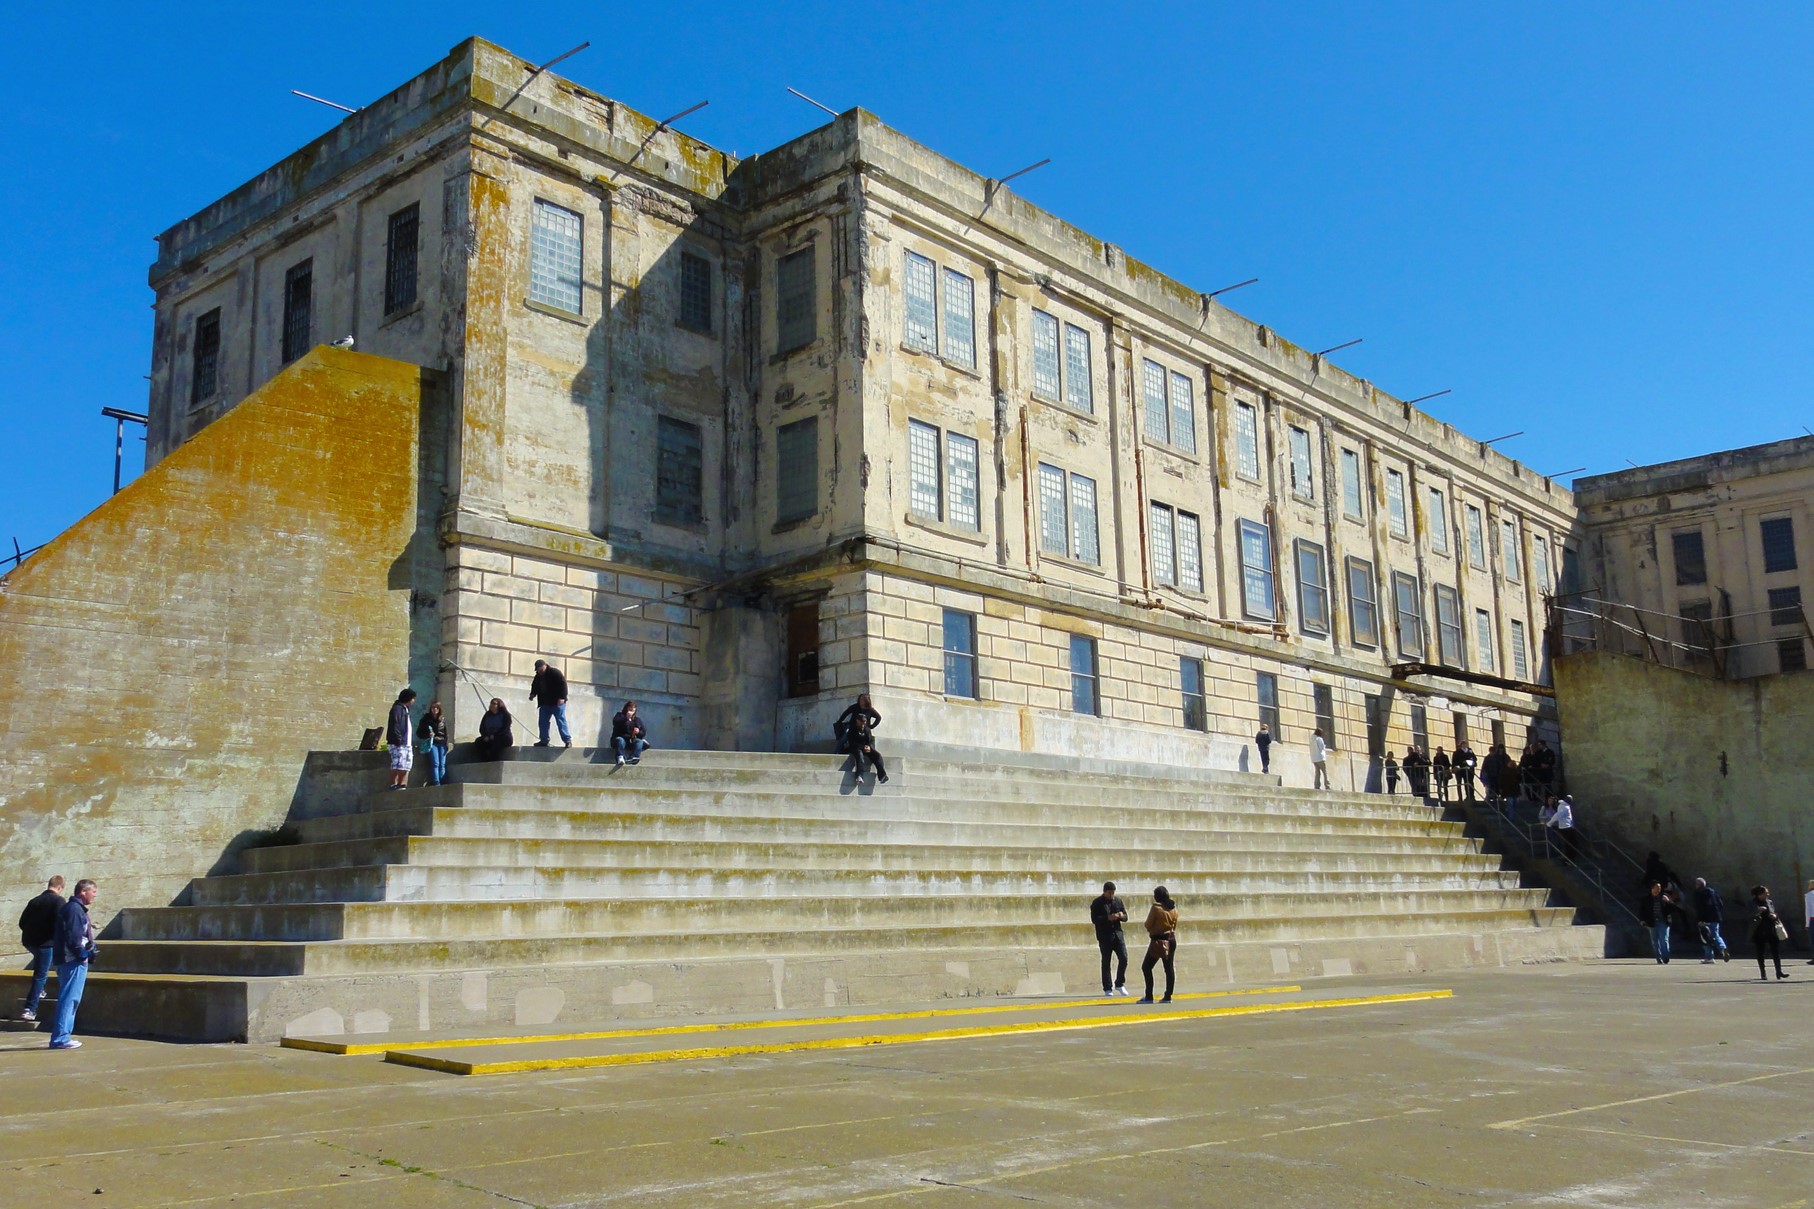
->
[3, 2, 1810, 555]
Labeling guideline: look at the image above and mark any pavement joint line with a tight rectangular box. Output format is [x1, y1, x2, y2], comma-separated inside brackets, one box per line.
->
[384, 989, 1452, 1076]
[1534, 1123, 1814, 1158]
[282, 985, 1306, 1055]
[1486, 1063, 1814, 1130]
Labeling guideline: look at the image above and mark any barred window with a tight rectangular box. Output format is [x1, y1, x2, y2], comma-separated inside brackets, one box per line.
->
[1177, 510, 1203, 593]
[1341, 448, 1364, 519]
[281, 259, 313, 364]
[1069, 473, 1099, 564]
[1038, 463, 1097, 563]
[1465, 505, 1486, 570]
[1234, 402, 1261, 481]
[1064, 324, 1094, 413]
[1434, 585, 1463, 667]
[942, 268, 975, 368]
[1780, 638, 1807, 673]
[1510, 618, 1528, 679]
[906, 420, 979, 531]
[1031, 310, 1061, 400]
[775, 416, 818, 524]
[909, 419, 942, 520]
[1296, 540, 1329, 635]
[678, 251, 712, 333]
[903, 252, 937, 352]
[777, 246, 816, 353]
[1169, 372, 1195, 454]
[1148, 503, 1202, 592]
[1143, 360, 1168, 445]
[1347, 557, 1378, 647]
[1428, 487, 1449, 554]
[1238, 519, 1275, 620]
[1288, 427, 1314, 500]
[1393, 572, 1424, 658]
[190, 308, 221, 404]
[529, 200, 583, 314]
[654, 416, 703, 528]
[384, 204, 419, 315]
[1473, 607, 1494, 673]
[1502, 518, 1522, 582]
[1762, 516, 1797, 573]
[1150, 501, 1175, 587]
[946, 431, 979, 529]
[1140, 360, 1195, 452]
[1180, 656, 1207, 731]
[1386, 470, 1409, 537]
[1769, 586, 1802, 627]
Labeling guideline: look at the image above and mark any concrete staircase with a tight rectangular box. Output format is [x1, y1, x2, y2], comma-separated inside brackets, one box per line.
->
[3, 748, 1603, 1042]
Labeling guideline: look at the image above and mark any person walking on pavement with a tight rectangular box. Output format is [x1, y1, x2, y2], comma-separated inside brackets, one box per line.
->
[530, 660, 571, 748]
[385, 688, 417, 790]
[1454, 741, 1478, 803]
[1254, 723, 1273, 774]
[1691, 878, 1732, 964]
[1090, 881, 1130, 997]
[16, 875, 65, 1023]
[49, 879, 97, 1049]
[1640, 881, 1679, 964]
[1751, 885, 1790, 981]
[1311, 730, 1330, 790]
[1138, 885, 1180, 1004]
[418, 700, 450, 787]
[611, 700, 649, 767]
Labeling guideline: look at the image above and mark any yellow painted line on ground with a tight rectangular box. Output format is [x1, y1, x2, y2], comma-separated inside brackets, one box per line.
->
[282, 984, 1304, 1055]
[385, 989, 1451, 1076]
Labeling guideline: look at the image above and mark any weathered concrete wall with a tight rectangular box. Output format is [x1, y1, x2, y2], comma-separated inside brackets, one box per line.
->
[1554, 650, 1814, 913]
[0, 348, 427, 927]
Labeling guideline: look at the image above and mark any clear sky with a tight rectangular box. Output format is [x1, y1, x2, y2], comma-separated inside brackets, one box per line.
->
[3, 2, 1810, 557]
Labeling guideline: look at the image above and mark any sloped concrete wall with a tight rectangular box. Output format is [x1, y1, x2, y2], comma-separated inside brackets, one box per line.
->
[1554, 650, 1814, 925]
[0, 348, 429, 928]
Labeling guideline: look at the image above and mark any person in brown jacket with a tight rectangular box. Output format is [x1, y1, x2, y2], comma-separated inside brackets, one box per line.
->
[1138, 885, 1180, 1004]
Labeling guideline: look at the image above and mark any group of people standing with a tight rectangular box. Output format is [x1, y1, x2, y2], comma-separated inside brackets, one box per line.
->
[1089, 882, 1181, 1002]
[1638, 857, 1812, 981]
[14, 875, 99, 1048]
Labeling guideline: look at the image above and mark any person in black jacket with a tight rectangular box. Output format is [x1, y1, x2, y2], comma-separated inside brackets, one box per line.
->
[1640, 881, 1683, 964]
[836, 695, 887, 783]
[49, 879, 97, 1050]
[611, 700, 650, 767]
[1090, 881, 1130, 996]
[529, 660, 571, 748]
[475, 698, 514, 761]
[1691, 877, 1732, 963]
[16, 875, 65, 1023]
[418, 700, 450, 786]
[1453, 742, 1478, 803]
[1254, 724, 1273, 773]
[1432, 748, 1453, 803]
[386, 688, 417, 790]
[1751, 885, 1790, 981]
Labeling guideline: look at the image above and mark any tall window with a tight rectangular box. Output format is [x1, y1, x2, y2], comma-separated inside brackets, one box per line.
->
[776, 246, 817, 352]
[190, 308, 221, 404]
[943, 268, 976, 368]
[1256, 671, 1280, 735]
[1149, 503, 1203, 592]
[1427, 487, 1449, 554]
[1070, 635, 1099, 715]
[1233, 402, 1261, 481]
[1680, 600, 1714, 654]
[1762, 516, 1798, 573]
[903, 252, 937, 352]
[678, 251, 713, 333]
[1364, 694, 1386, 757]
[1296, 540, 1329, 636]
[1393, 571, 1424, 658]
[1465, 505, 1486, 570]
[1288, 426, 1315, 500]
[1510, 618, 1529, 680]
[775, 416, 818, 524]
[1341, 448, 1364, 519]
[1037, 463, 1098, 563]
[908, 420, 979, 531]
[943, 610, 978, 698]
[281, 259, 313, 364]
[1410, 704, 1428, 752]
[1030, 309, 1093, 413]
[1768, 586, 1803, 627]
[1502, 518, 1522, 582]
[1238, 520, 1276, 621]
[1180, 657, 1207, 731]
[1140, 360, 1196, 452]
[1474, 608, 1495, 674]
[529, 200, 583, 314]
[384, 203, 419, 315]
[1347, 557, 1378, 647]
[654, 416, 703, 527]
[1385, 470, 1409, 537]
[1313, 684, 1335, 747]
[1434, 585, 1464, 667]
[1781, 639, 1808, 673]
[1532, 538, 1551, 595]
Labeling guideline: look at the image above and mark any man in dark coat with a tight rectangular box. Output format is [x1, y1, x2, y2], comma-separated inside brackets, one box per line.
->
[16, 875, 65, 1022]
[386, 688, 417, 790]
[1691, 877, 1732, 964]
[1090, 881, 1130, 996]
[1254, 724, 1273, 773]
[49, 879, 97, 1049]
[530, 660, 572, 748]
[1432, 748, 1453, 802]
[1453, 742, 1478, 803]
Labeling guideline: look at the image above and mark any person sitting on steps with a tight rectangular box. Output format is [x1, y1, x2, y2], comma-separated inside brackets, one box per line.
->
[475, 698, 514, 761]
[612, 700, 649, 767]
[835, 693, 887, 784]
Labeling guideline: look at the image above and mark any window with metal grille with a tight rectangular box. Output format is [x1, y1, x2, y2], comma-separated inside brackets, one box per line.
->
[1288, 427, 1314, 500]
[1170, 372, 1195, 453]
[1296, 540, 1329, 636]
[1769, 586, 1802, 627]
[1234, 402, 1261, 480]
[1680, 600, 1714, 653]
[1761, 516, 1797, 573]
[1177, 510, 1202, 593]
[384, 203, 419, 315]
[1502, 518, 1521, 582]
[1031, 310, 1061, 400]
[908, 420, 980, 531]
[281, 260, 313, 364]
[903, 252, 937, 352]
[946, 431, 979, 530]
[1256, 671, 1280, 736]
[1465, 505, 1486, 570]
[1037, 463, 1097, 562]
[775, 416, 818, 524]
[909, 420, 942, 520]
[1347, 557, 1378, 647]
[1064, 324, 1093, 413]
[1780, 638, 1807, 673]
[1510, 619, 1528, 679]
[678, 251, 712, 333]
[1313, 683, 1335, 749]
[529, 200, 583, 314]
[1385, 470, 1408, 537]
[942, 268, 975, 368]
[654, 416, 703, 527]
[1427, 487, 1449, 554]
[1142, 360, 1168, 444]
[943, 609, 978, 698]
[1393, 571, 1424, 658]
[1411, 703, 1428, 752]
[1070, 635, 1099, 715]
[1532, 538, 1550, 594]
[1433, 585, 1463, 667]
[1030, 310, 1093, 412]
[1147, 503, 1203, 592]
[1150, 502, 1175, 587]
[190, 308, 220, 404]
[1341, 448, 1364, 519]
[1473, 607, 1495, 674]
[777, 246, 816, 353]
[1069, 474, 1099, 564]
[1238, 520, 1275, 621]
[1181, 657, 1207, 732]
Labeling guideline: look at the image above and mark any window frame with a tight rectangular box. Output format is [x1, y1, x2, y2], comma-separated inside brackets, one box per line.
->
[384, 202, 420, 316]
[1037, 462, 1099, 564]
[1768, 586, 1803, 628]
[1233, 401, 1262, 482]
[1346, 556, 1379, 648]
[1474, 607, 1496, 675]
[190, 308, 221, 405]
[1295, 539, 1330, 636]
[1341, 448, 1365, 519]
[1465, 504, 1487, 570]
[677, 250, 713, 334]
[528, 199, 584, 315]
[942, 609, 978, 698]
[1070, 635, 1100, 716]
[1385, 469, 1409, 538]
[1140, 358, 1197, 453]
[1029, 308, 1095, 414]
[1288, 426, 1315, 501]
[1509, 618, 1529, 680]
[909, 419, 981, 532]
[281, 259, 313, 365]
[1149, 501, 1204, 593]
[1502, 517, 1522, 582]
[1433, 584, 1464, 668]
[1313, 683, 1335, 749]
[1238, 519, 1277, 621]
[653, 414, 704, 529]
[1180, 656, 1207, 732]
[1761, 516, 1798, 574]
[1393, 570, 1425, 658]
[775, 416, 819, 525]
[1427, 486, 1449, 554]
[1256, 671, 1280, 736]
[776, 245, 817, 354]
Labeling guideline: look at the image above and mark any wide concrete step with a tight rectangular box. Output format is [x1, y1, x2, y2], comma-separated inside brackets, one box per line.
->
[191, 861, 1525, 906]
[95, 907, 1575, 978]
[121, 887, 1556, 943]
[242, 832, 1507, 877]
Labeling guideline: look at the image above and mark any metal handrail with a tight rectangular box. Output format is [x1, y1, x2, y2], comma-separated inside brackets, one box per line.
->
[1475, 798, 1646, 931]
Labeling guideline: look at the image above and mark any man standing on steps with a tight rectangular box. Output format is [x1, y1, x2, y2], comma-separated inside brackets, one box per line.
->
[16, 874, 65, 1023]
[1090, 882, 1130, 996]
[1311, 730, 1330, 789]
[1454, 741, 1478, 803]
[1254, 723, 1273, 773]
[385, 688, 416, 791]
[1691, 877, 1732, 964]
[530, 659, 571, 748]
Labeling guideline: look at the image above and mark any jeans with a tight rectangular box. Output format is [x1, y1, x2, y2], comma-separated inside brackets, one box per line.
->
[1649, 922, 1672, 962]
[427, 743, 448, 786]
[24, 944, 54, 1012]
[1313, 761, 1329, 789]
[1097, 932, 1128, 992]
[1141, 934, 1176, 1000]
[1699, 922, 1728, 960]
[51, 960, 87, 1045]
[1258, 747, 1270, 773]
[538, 703, 570, 745]
[613, 736, 648, 761]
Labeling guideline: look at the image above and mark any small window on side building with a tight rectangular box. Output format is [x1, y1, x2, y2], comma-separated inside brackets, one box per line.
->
[678, 251, 713, 333]
[777, 246, 817, 353]
[1180, 656, 1207, 732]
[654, 416, 704, 528]
[1070, 635, 1100, 716]
[775, 416, 818, 524]
[1761, 516, 1797, 573]
[281, 260, 313, 364]
[384, 203, 419, 315]
[190, 308, 221, 404]
[943, 609, 978, 698]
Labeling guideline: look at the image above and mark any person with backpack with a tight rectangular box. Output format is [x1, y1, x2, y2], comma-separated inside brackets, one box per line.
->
[16, 875, 65, 1023]
[1138, 885, 1180, 1004]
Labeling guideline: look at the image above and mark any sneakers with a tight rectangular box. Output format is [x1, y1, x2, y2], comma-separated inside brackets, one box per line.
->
[1701, 958, 1715, 964]
[563, 739, 572, 748]
[1114, 987, 1129, 997]
[533, 741, 550, 748]
[19, 1008, 36, 1022]
[1136, 995, 1154, 1004]
[615, 754, 625, 767]
[876, 773, 889, 783]
[49, 1038, 81, 1050]
[628, 756, 640, 765]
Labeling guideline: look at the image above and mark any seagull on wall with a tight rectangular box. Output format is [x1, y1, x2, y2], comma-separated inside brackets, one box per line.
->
[331, 335, 355, 349]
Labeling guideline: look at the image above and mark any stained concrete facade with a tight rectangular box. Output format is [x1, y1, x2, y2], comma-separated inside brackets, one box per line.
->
[146, 37, 1572, 787]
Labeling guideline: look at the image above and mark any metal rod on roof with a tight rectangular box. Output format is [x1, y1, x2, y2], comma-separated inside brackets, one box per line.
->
[993, 158, 1052, 189]
[1481, 431, 1525, 446]
[654, 100, 710, 131]
[1313, 338, 1363, 357]
[291, 90, 359, 114]
[1204, 278, 1259, 301]
[101, 407, 148, 496]
[1547, 467, 1588, 478]
[534, 42, 592, 75]
[1401, 389, 1452, 407]
[786, 87, 840, 117]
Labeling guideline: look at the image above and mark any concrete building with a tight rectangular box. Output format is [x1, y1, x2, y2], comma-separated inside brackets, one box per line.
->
[146, 36, 1573, 788]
